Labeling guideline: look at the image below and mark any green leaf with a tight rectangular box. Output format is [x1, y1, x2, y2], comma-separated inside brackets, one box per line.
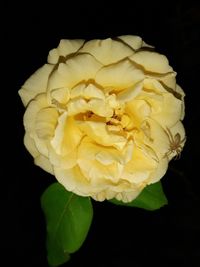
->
[41, 182, 93, 266]
[109, 181, 168, 210]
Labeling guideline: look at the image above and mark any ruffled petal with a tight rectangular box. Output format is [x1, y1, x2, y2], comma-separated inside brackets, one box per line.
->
[49, 147, 77, 169]
[35, 107, 58, 139]
[117, 35, 143, 50]
[148, 157, 168, 184]
[116, 82, 143, 103]
[151, 93, 182, 128]
[24, 132, 53, 174]
[70, 83, 105, 100]
[80, 38, 134, 65]
[130, 51, 173, 73]
[122, 146, 156, 184]
[95, 59, 144, 89]
[48, 54, 102, 90]
[51, 112, 83, 155]
[54, 165, 90, 195]
[24, 132, 39, 158]
[23, 94, 50, 157]
[34, 155, 54, 174]
[134, 118, 170, 159]
[47, 39, 84, 64]
[19, 64, 54, 106]
[77, 120, 127, 150]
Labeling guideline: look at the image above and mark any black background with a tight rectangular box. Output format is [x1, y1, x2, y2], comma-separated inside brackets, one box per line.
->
[4, 0, 200, 266]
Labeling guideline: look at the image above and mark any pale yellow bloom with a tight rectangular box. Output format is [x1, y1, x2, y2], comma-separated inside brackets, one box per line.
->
[19, 36, 186, 202]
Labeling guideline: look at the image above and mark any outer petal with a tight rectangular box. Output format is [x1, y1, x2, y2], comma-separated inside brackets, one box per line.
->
[24, 132, 39, 158]
[151, 93, 182, 128]
[24, 133, 53, 174]
[54, 166, 91, 195]
[121, 146, 156, 184]
[47, 39, 85, 64]
[95, 59, 144, 89]
[117, 35, 143, 50]
[48, 54, 102, 90]
[130, 51, 173, 73]
[135, 118, 170, 159]
[80, 38, 134, 65]
[148, 157, 168, 184]
[23, 94, 50, 157]
[175, 84, 185, 120]
[34, 155, 54, 174]
[49, 147, 77, 170]
[19, 64, 54, 106]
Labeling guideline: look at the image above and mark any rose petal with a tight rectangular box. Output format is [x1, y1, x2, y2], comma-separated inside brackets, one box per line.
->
[23, 94, 50, 157]
[19, 64, 54, 106]
[78, 137, 133, 165]
[80, 38, 134, 65]
[95, 59, 144, 89]
[24, 132, 54, 174]
[151, 93, 182, 127]
[35, 107, 58, 139]
[122, 147, 156, 184]
[47, 39, 85, 64]
[116, 82, 143, 103]
[148, 157, 168, 184]
[51, 87, 70, 104]
[130, 51, 173, 73]
[34, 155, 54, 174]
[134, 118, 169, 159]
[24, 132, 39, 158]
[51, 112, 83, 155]
[77, 120, 127, 150]
[117, 35, 143, 50]
[54, 165, 90, 195]
[70, 83, 105, 100]
[49, 147, 77, 169]
[48, 54, 102, 90]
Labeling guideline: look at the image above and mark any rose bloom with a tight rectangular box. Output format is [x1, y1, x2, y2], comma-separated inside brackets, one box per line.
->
[19, 36, 185, 202]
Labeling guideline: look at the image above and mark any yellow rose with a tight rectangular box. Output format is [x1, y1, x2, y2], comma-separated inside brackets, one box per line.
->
[19, 36, 186, 202]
